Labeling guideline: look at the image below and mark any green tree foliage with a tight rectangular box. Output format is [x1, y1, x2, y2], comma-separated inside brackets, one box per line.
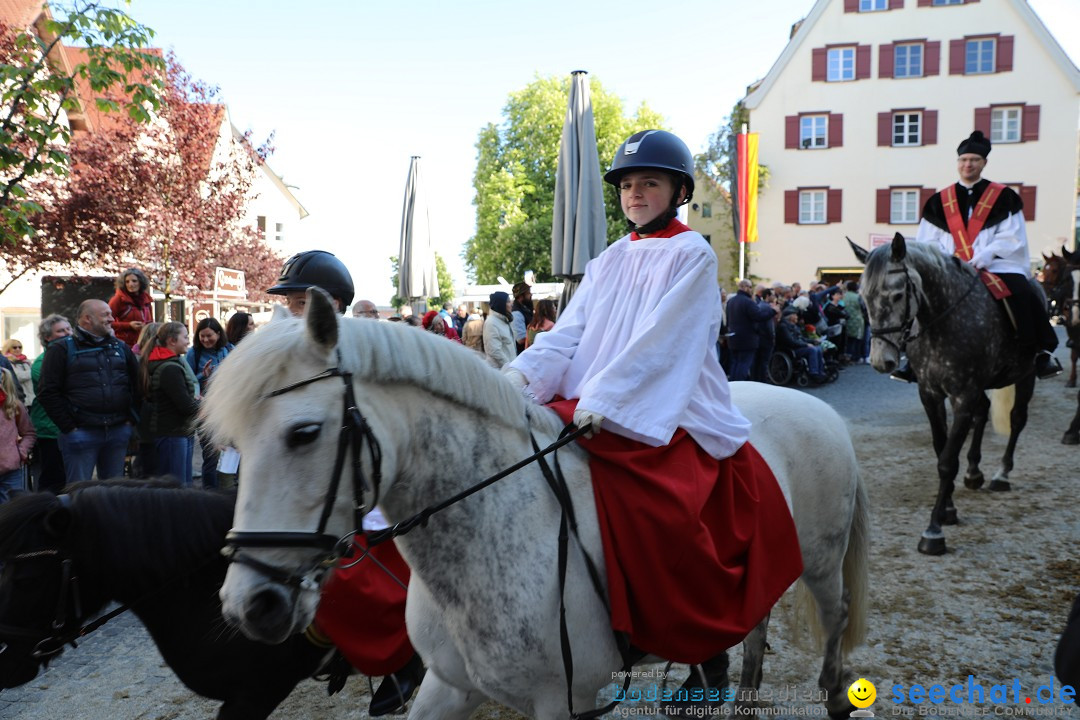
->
[389, 252, 454, 311]
[464, 75, 665, 284]
[0, 1, 164, 246]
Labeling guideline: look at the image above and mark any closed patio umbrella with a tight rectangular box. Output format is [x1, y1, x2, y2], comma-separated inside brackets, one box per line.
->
[398, 156, 439, 315]
[551, 70, 606, 316]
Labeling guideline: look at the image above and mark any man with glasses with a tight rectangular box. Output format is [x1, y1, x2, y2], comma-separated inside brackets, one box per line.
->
[352, 299, 380, 319]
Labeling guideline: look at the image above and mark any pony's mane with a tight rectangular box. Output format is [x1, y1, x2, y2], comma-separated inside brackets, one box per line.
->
[70, 484, 234, 590]
[0, 492, 58, 558]
[202, 316, 562, 444]
[862, 240, 974, 298]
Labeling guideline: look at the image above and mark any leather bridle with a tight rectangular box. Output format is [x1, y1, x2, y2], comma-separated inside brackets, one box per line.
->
[869, 262, 980, 355]
[223, 360, 382, 590]
[0, 546, 84, 663]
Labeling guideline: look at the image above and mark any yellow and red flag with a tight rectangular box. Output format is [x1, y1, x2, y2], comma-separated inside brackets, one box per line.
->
[736, 132, 759, 244]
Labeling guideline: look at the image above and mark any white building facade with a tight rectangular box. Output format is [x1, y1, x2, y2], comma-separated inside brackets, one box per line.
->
[744, 0, 1080, 286]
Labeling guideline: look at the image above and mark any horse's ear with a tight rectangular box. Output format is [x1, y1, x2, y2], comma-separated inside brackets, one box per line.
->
[1064, 246, 1076, 264]
[305, 287, 339, 352]
[271, 304, 292, 322]
[891, 233, 907, 262]
[847, 236, 869, 265]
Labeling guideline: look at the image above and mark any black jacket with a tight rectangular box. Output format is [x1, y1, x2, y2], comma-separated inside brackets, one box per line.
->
[147, 356, 199, 437]
[727, 291, 775, 352]
[776, 320, 811, 352]
[37, 327, 139, 433]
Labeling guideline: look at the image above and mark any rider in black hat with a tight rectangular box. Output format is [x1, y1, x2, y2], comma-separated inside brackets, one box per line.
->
[268, 250, 355, 316]
[891, 130, 1061, 382]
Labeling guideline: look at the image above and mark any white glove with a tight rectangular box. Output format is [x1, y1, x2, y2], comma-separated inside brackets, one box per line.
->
[970, 249, 994, 270]
[503, 367, 539, 404]
[503, 367, 528, 390]
[573, 408, 604, 438]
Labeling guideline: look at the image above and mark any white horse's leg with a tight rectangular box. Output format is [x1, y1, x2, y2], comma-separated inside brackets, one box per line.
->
[736, 614, 769, 709]
[408, 672, 486, 720]
[799, 570, 854, 719]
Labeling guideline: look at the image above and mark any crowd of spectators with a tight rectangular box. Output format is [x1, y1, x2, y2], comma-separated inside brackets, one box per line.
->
[720, 279, 871, 385]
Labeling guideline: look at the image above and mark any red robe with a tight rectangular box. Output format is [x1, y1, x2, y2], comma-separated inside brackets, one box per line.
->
[314, 535, 415, 675]
[549, 399, 803, 663]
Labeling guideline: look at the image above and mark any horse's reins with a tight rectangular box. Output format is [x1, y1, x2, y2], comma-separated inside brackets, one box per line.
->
[870, 261, 982, 354]
[221, 362, 634, 719]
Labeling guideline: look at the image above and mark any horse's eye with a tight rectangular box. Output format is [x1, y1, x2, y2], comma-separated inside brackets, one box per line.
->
[286, 423, 322, 449]
[891, 292, 904, 304]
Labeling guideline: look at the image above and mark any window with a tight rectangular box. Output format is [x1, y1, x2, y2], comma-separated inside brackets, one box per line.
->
[827, 47, 855, 81]
[990, 107, 1021, 143]
[932, 0, 964, 4]
[701, 202, 712, 218]
[860, 0, 887, 10]
[801, 115, 827, 149]
[800, 191, 826, 224]
[275, 222, 285, 242]
[891, 190, 920, 224]
[257, 215, 266, 241]
[893, 112, 922, 146]
[895, 43, 923, 77]
[965, 37, 995, 74]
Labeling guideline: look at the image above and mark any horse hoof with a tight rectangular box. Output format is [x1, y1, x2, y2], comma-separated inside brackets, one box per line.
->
[1063, 433, 1080, 446]
[938, 508, 959, 526]
[988, 479, 1011, 492]
[1067, 380, 1076, 389]
[963, 473, 985, 490]
[918, 536, 947, 555]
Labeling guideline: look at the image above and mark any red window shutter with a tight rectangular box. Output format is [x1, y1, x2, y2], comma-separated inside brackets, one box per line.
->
[997, 35, 1014, 72]
[974, 107, 992, 137]
[829, 113, 844, 148]
[889, 0, 903, 8]
[785, 191, 799, 224]
[923, 110, 938, 145]
[876, 189, 891, 223]
[844, 0, 858, 11]
[920, 188, 936, 217]
[827, 189, 843, 224]
[1020, 186, 1036, 222]
[925, 41, 941, 76]
[785, 116, 799, 149]
[812, 48, 827, 81]
[878, 112, 892, 146]
[1022, 104, 1040, 141]
[917, 0, 933, 6]
[856, 45, 872, 79]
[949, 39, 965, 75]
[879, 44, 895, 79]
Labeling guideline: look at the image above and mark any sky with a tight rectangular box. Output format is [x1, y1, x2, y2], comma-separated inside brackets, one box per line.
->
[121, 0, 1080, 306]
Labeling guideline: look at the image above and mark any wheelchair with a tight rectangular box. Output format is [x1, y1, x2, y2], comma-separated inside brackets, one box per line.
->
[767, 347, 840, 387]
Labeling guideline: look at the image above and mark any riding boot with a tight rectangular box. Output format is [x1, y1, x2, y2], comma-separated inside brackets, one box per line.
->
[662, 652, 729, 717]
[1036, 351, 1063, 380]
[890, 359, 917, 383]
[369, 652, 426, 716]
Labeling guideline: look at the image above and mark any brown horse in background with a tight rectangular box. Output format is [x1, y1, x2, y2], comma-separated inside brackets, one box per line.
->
[1040, 249, 1080, 388]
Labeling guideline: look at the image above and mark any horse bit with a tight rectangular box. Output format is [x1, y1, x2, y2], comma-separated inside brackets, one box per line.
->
[223, 362, 383, 591]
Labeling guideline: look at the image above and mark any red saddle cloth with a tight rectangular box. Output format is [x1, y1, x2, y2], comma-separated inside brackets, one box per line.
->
[549, 399, 803, 663]
[314, 535, 414, 675]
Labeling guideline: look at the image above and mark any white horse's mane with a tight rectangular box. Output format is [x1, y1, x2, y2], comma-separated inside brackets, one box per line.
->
[201, 316, 563, 444]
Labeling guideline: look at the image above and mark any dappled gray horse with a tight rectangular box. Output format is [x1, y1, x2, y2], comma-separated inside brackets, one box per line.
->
[852, 234, 1036, 556]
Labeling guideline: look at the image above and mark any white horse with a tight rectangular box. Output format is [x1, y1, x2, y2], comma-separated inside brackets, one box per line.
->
[203, 289, 870, 720]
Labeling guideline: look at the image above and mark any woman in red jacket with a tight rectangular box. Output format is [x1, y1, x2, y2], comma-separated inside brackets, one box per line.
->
[108, 268, 153, 349]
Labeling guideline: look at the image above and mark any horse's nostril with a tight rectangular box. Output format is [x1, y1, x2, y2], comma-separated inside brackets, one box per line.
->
[243, 586, 294, 641]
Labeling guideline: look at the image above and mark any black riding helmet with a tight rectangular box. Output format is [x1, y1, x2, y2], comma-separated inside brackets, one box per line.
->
[267, 250, 355, 314]
[605, 130, 695, 234]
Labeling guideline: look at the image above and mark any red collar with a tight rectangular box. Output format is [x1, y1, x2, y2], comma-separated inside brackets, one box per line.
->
[148, 347, 177, 362]
[631, 218, 691, 241]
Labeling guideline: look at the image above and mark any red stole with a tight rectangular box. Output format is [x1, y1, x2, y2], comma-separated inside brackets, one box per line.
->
[940, 183, 1011, 299]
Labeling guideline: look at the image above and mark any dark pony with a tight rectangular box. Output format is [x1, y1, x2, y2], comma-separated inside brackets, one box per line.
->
[0, 481, 334, 719]
[852, 234, 1036, 555]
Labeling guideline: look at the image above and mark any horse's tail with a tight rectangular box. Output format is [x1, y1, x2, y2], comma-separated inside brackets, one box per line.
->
[790, 472, 869, 653]
[840, 473, 870, 653]
[990, 385, 1015, 437]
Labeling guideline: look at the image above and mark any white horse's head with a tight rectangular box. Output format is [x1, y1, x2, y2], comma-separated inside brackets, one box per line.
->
[202, 288, 534, 643]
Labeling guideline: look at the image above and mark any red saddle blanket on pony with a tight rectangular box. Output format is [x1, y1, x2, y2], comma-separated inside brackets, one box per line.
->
[549, 399, 803, 663]
[314, 535, 414, 676]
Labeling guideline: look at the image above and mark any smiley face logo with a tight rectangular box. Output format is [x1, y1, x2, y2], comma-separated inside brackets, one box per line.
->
[848, 678, 876, 709]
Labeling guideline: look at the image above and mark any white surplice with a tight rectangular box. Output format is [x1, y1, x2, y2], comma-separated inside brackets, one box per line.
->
[509, 227, 750, 460]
